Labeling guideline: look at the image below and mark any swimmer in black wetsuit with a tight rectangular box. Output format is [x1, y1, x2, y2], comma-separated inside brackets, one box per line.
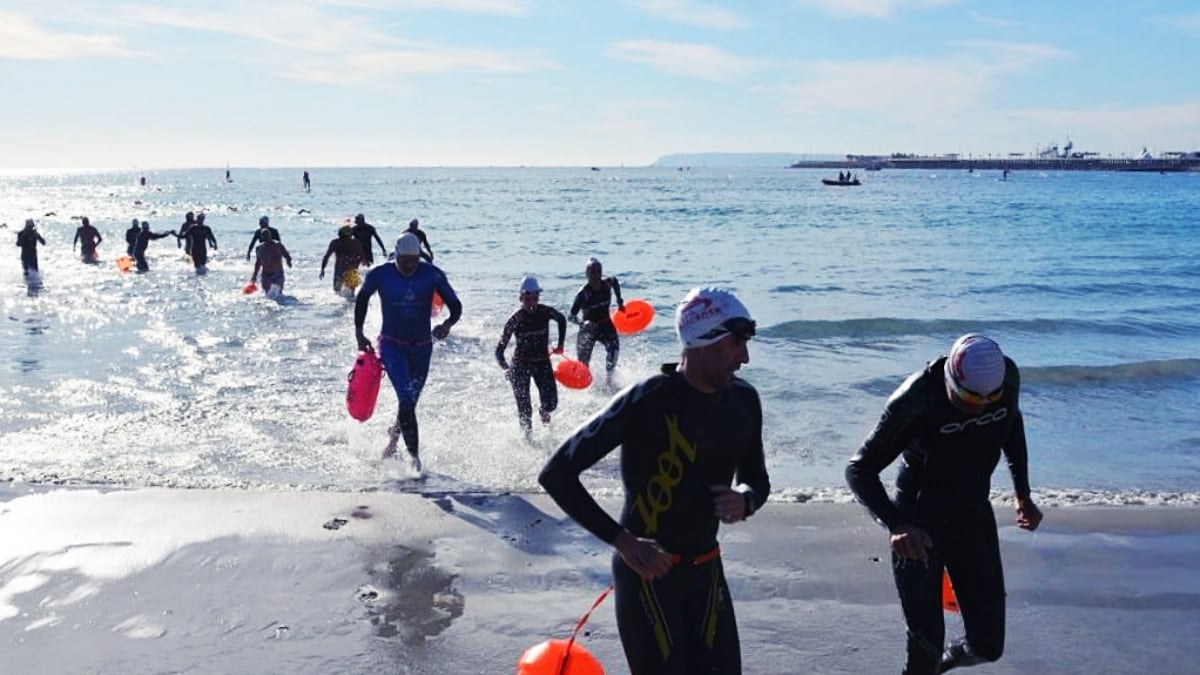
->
[245, 216, 282, 261]
[540, 286, 769, 675]
[73, 216, 103, 263]
[125, 218, 140, 256]
[16, 219, 46, 278]
[132, 221, 176, 272]
[569, 257, 624, 386]
[351, 213, 387, 267]
[406, 218, 434, 262]
[181, 213, 218, 272]
[845, 334, 1043, 675]
[495, 275, 566, 441]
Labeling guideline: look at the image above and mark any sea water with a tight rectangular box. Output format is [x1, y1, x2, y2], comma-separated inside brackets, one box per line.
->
[2, 167, 1198, 504]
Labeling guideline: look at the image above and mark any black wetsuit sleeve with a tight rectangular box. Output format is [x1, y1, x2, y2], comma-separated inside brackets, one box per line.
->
[495, 312, 518, 369]
[845, 371, 927, 531]
[610, 277, 623, 308]
[539, 386, 643, 545]
[372, 228, 386, 257]
[548, 306, 567, 349]
[246, 232, 260, 258]
[1000, 362, 1032, 498]
[737, 384, 771, 517]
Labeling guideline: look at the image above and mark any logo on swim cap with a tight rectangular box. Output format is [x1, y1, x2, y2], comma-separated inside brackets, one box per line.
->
[675, 287, 752, 349]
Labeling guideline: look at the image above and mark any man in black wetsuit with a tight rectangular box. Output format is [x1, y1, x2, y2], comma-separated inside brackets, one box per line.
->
[16, 219, 46, 279]
[569, 257, 624, 387]
[125, 218, 140, 256]
[245, 216, 281, 261]
[181, 213, 218, 273]
[177, 211, 196, 256]
[845, 334, 1044, 675]
[406, 218, 434, 262]
[132, 221, 176, 272]
[495, 275, 566, 441]
[540, 286, 769, 675]
[351, 213, 387, 267]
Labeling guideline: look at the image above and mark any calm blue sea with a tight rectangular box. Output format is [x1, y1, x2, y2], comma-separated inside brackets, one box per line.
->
[2, 167, 1198, 504]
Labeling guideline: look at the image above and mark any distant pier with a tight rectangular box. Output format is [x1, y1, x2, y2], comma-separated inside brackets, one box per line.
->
[790, 155, 1200, 173]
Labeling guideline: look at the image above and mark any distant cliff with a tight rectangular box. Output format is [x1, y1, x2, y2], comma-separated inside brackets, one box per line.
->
[653, 152, 840, 168]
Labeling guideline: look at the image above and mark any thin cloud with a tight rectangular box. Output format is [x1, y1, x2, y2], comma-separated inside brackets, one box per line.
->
[0, 9, 138, 60]
[624, 0, 751, 30]
[609, 39, 769, 82]
[324, 0, 529, 13]
[792, 0, 960, 20]
[779, 41, 1070, 123]
[1147, 13, 1200, 37]
[1008, 101, 1200, 139]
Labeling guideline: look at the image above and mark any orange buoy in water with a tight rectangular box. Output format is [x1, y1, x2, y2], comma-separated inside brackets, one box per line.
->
[516, 639, 604, 675]
[611, 299, 654, 335]
[243, 281, 258, 295]
[115, 255, 133, 273]
[942, 569, 959, 613]
[554, 357, 592, 390]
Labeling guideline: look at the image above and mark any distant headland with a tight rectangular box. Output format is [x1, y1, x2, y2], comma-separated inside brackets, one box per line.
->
[655, 146, 1200, 172]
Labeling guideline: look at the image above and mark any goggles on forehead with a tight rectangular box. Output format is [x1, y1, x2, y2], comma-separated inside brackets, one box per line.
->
[946, 373, 1004, 406]
[696, 317, 757, 343]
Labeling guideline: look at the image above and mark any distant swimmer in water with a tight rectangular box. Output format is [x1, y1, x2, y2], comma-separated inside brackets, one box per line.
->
[495, 275, 566, 441]
[132, 221, 176, 272]
[245, 215, 281, 261]
[250, 229, 292, 296]
[320, 225, 365, 294]
[140, 175, 146, 186]
[303, 171, 311, 191]
[16, 219, 47, 280]
[297, 208, 311, 215]
[406, 218, 434, 263]
[569, 256, 624, 387]
[181, 212, 218, 273]
[73, 216, 103, 263]
[351, 214, 387, 267]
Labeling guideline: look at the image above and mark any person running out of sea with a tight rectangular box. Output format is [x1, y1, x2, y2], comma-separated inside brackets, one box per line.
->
[250, 229, 292, 296]
[319, 225, 365, 293]
[569, 256, 624, 387]
[125, 218, 140, 256]
[354, 233, 462, 474]
[539, 286, 769, 675]
[73, 216, 103, 263]
[177, 211, 196, 255]
[303, 170, 311, 191]
[16, 219, 46, 279]
[406, 218, 434, 263]
[845, 334, 1043, 675]
[495, 275, 566, 441]
[350, 213, 387, 267]
[244, 216, 282, 261]
[180, 213, 218, 273]
[132, 221, 176, 273]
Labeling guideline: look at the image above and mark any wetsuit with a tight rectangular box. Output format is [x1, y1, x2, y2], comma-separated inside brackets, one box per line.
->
[357, 262, 462, 459]
[351, 221, 386, 266]
[125, 225, 139, 256]
[845, 356, 1030, 675]
[183, 225, 217, 270]
[17, 229, 46, 274]
[245, 226, 282, 259]
[495, 304, 567, 436]
[539, 366, 770, 675]
[133, 229, 174, 272]
[73, 224, 102, 262]
[409, 227, 433, 262]
[570, 277, 623, 378]
[178, 215, 196, 255]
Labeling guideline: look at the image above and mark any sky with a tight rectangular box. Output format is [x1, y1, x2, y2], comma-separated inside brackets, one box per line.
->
[2, 0, 1200, 168]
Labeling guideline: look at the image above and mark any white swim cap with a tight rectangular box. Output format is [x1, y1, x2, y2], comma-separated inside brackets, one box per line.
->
[945, 334, 1006, 396]
[394, 233, 421, 257]
[675, 287, 754, 349]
